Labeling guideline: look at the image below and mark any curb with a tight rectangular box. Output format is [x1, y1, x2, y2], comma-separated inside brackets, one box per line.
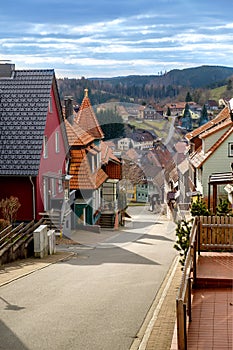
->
[130, 255, 180, 350]
[0, 252, 74, 288]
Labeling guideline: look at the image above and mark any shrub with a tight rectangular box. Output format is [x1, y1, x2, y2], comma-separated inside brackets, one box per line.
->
[174, 219, 193, 267]
[216, 198, 231, 216]
[190, 197, 209, 216]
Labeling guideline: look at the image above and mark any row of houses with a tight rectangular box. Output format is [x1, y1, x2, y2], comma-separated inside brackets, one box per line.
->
[0, 63, 124, 232]
[107, 101, 233, 215]
[0, 62, 232, 231]
[97, 99, 220, 124]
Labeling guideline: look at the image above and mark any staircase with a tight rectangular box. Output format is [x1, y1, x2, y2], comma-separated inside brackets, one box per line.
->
[98, 213, 115, 229]
[40, 210, 61, 233]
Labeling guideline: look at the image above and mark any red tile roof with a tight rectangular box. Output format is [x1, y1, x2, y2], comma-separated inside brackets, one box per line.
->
[190, 124, 233, 168]
[101, 141, 120, 165]
[199, 118, 232, 139]
[69, 149, 108, 190]
[74, 89, 104, 140]
[65, 119, 94, 146]
[186, 106, 230, 141]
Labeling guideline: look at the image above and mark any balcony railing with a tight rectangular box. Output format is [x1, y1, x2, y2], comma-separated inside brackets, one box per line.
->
[176, 215, 233, 350]
[101, 199, 118, 212]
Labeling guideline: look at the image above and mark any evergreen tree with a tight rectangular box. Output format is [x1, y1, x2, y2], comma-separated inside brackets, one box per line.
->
[166, 106, 171, 116]
[227, 79, 232, 91]
[181, 103, 192, 131]
[199, 104, 209, 126]
[96, 108, 125, 141]
[185, 91, 192, 102]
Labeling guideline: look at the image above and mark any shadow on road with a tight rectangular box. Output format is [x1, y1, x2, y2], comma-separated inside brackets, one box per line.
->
[0, 320, 29, 350]
[0, 296, 25, 311]
[60, 245, 161, 267]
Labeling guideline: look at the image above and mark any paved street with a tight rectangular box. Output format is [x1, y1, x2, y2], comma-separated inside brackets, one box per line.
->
[0, 205, 177, 350]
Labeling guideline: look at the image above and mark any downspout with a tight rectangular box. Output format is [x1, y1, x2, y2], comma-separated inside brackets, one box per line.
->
[29, 176, 36, 220]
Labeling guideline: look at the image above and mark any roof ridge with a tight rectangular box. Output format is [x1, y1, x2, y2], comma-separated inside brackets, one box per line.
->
[191, 124, 233, 168]
[186, 106, 230, 140]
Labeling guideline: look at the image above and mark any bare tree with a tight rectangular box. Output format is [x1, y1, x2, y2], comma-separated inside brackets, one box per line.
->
[0, 196, 21, 223]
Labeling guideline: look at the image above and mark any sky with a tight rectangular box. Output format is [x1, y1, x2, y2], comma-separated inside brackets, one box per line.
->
[1, 0, 233, 78]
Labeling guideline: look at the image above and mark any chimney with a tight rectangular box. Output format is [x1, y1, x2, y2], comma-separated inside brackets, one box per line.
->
[0, 62, 15, 78]
[64, 96, 74, 124]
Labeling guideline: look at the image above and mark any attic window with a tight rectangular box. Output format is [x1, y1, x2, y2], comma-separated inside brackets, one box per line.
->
[43, 135, 48, 158]
[228, 143, 233, 157]
[48, 96, 53, 113]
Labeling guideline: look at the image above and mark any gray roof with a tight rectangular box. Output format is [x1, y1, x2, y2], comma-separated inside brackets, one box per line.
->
[0, 69, 56, 176]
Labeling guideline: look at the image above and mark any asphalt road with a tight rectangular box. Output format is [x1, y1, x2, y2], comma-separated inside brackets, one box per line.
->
[0, 205, 177, 350]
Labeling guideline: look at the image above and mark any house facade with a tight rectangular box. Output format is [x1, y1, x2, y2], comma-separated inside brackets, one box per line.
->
[0, 64, 69, 223]
[64, 90, 124, 229]
[186, 104, 233, 206]
[143, 104, 163, 120]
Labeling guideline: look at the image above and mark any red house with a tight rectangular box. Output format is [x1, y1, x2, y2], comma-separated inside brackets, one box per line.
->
[0, 63, 69, 222]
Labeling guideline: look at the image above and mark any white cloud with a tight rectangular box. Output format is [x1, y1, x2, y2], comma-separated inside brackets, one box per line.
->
[1, 1, 233, 77]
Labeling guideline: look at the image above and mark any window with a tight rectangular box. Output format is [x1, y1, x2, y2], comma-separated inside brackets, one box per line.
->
[51, 178, 56, 197]
[58, 170, 63, 193]
[55, 132, 60, 153]
[228, 143, 233, 157]
[48, 96, 53, 113]
[43, 135, 48, 158]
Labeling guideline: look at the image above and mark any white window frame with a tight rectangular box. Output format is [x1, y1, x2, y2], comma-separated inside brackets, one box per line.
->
[51, 178, 56, 197]
[43, 177, 49, 211]
[58, 169, 63, 193]
[55, 131, 60, 153]
[91, 155, 95, 173]
[48, 96, 53, 113]
[228, 142, 233, 157]
[43, 135, 48, 159]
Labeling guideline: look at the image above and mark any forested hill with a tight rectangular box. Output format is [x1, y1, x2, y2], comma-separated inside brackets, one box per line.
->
[57, 65, 233, 105]
[92, 65, 233, 88]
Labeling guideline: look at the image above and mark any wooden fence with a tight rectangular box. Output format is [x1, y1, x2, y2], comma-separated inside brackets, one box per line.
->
[0, 219, 44, 265]
[199, 215, 233, 251]
[176, 215, 233, 350]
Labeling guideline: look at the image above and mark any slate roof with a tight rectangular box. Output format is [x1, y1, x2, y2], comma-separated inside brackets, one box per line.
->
[0, 69, 65, 176]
